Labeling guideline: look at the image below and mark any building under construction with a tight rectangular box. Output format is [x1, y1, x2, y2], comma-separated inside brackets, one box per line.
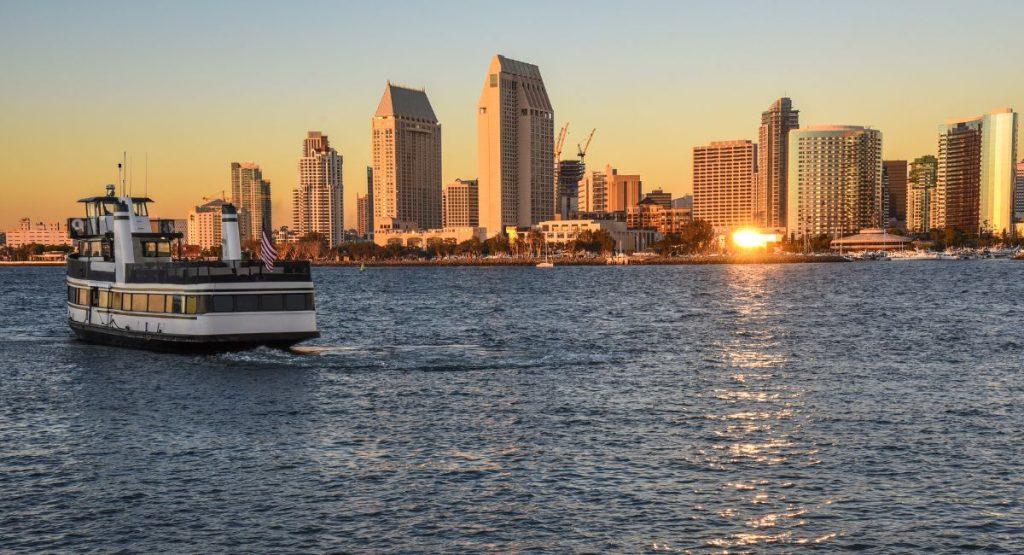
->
[554, 125, 595, 219]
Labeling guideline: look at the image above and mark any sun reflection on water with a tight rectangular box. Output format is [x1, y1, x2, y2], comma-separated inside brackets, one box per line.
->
[693, 265, 837, 548]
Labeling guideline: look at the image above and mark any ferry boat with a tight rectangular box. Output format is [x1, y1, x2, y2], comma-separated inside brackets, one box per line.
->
[65, 185, 318, 352]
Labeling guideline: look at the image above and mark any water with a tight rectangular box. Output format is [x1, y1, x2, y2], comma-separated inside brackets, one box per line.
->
[1, 262, 1022, 552]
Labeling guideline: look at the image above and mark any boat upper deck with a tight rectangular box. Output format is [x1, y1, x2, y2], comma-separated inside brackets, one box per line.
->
[67, 258, 312, 284]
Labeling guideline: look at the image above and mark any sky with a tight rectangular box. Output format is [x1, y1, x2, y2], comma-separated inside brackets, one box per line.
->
[1, 0, 1023, 230]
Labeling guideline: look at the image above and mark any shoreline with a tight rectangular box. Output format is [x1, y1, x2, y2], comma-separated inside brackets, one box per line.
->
[0, 255, 845, 267]
[317, 254, 850, 267]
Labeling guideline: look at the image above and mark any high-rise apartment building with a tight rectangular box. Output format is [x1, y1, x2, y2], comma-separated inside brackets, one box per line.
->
[477, 54, 554, 235]
[693, 140, 758, 230]
[186, 198, 227, 250]
[372, 82, 442, 231]
[882, 160, 908, 226]
[605, 166, 642, 213]
[292, 131, 344, 247]
[756, 98, 799, 228]
[936, 108, 1018, 234]
[230, 161, 271, 242]
[365, 166, 375, 233]
[578, 171, 607, 214]
[786, 126, 883, 237]
[356, 194, 371, 237]
[906, 155, 938, 233]
[443, 179, 479, 228]
[643, 188, 673, 209]
[1015, 159, 1024, 220]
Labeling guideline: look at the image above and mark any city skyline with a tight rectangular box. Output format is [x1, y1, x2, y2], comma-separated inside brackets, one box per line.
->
[2, 1, 1024, 229]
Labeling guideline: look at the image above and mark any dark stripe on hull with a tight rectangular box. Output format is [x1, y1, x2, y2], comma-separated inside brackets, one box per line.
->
[68, 320, 319, 353]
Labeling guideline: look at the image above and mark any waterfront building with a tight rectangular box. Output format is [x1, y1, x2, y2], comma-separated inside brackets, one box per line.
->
[693, 140, 757, 231]
[186, 199, 227, 250]
[786, 126, 883, 238]
[443, 178, 479, 228]
[906, 155, 939, 233]
[292, 131, 344, 247]
[1015, 160, 1024, 221]
[605, 165, 642, 214]
[230, 161, 271, 242]
[936, 108, 1019, 234]
[643, 188, 672, 209]
[273, 226, 299, 244]
[372, 82, 442, 231]
[537, 218, 658, 253]
[477, 54, 555, 236]
[373, 226, 487, 248]
[627, 197, 693, 234]
[4, 218, 71, 247]
[556, 159, 586, 219]
[882, 160, 908, 227]
[830, 228, 913, 252]
[756, 97, 799, 228]
[365, 165, 374, 233]
[578, 170, 607, 214]
[356, 194, 371, 237]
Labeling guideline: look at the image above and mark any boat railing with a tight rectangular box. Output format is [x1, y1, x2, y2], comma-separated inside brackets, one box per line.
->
[124, 260, 312, 284]
[66, 258, 115, 281]
[68, 258, 312, 284]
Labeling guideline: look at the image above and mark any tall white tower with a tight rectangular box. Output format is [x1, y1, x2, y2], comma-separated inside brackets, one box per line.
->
[476, 54, 554, 236]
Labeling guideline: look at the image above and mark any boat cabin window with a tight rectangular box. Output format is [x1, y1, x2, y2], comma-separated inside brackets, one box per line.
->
[141, 241, 172, 257]
[85, 200, 119, 217]
[78, 240, 109, 258]
[133, 202, 149, 217]
[67, 286, 313, 315]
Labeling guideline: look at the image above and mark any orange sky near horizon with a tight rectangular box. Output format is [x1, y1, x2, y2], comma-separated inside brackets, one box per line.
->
[1, 1, 1022, 230]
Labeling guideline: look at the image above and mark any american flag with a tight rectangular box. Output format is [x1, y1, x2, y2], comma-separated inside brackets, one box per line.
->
[260, 227, 277, 271]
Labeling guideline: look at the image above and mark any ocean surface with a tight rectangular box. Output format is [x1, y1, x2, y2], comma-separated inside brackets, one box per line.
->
[1, 262, 1022, 552]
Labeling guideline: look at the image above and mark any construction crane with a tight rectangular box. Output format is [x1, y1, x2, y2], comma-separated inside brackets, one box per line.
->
[577, 128, 596, 160]
[201, 190, 228, 203]
[555, 122, 570, 161]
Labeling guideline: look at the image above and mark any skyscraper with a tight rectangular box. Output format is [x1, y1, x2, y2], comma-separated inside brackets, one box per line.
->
[787, 126, 883, 237]
[356, 194, 371, 237]
[906, 155, 938, 233]
[605, 165, 642, 214]
[936, 108, 1018, 234]
[372, 82, 442, 231]
[230, 161, 271, 242]
[292, 131, 343, 247]
[756, 98, 799, 229]
[365, 165, 374, 233]
[477, 54, 554, 235]
[1015, 159, 1024, 221]
[882, 160, 908, 227]
[443, 179, 479, 228]
[693, 140, 757, 230]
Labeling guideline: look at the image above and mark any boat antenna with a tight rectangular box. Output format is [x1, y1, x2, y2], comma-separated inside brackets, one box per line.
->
[145, 152, 149, 197]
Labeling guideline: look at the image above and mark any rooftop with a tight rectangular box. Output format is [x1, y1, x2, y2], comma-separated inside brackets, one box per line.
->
[375, 82, 438, 122]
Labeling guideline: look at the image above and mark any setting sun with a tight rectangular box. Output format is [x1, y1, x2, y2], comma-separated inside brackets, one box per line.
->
[732, 229, 780, 249]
